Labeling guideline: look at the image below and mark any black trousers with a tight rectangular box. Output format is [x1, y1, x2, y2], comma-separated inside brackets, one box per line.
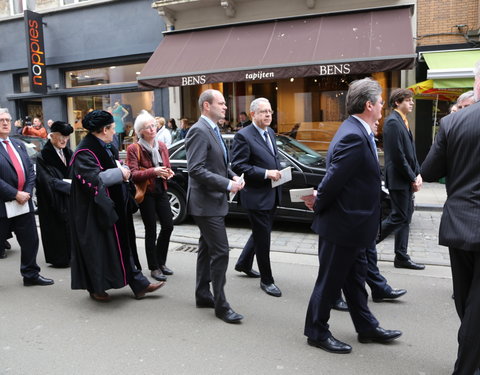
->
[192, 215, 230, 314]
[379, 189, 414, 261]
[449, 247, 480, 375]
[0, 213, 41, 279]
[139, 190, 173, 271]
[305, 238, 379, 341]
[236, 208, 275, 284]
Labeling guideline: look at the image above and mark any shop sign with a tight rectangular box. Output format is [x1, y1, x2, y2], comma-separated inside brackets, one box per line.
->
[24, 10, 47, 94]
[244, 71, 275, 80]
[318, 63, 351, 76]
[181, 75, 207, 86]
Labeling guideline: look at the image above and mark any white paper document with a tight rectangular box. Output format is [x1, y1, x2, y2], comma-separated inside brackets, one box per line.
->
[289, 187, 314, 203]
[5, 200, 30, 218]
[229, 173, 244, 203]
[271, 167, 292, 188]
[62, 179, 72, 184]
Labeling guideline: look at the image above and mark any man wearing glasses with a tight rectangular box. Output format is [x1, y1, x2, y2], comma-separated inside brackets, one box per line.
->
[0, 108, 54, 286]
[231, 98, 283, 297]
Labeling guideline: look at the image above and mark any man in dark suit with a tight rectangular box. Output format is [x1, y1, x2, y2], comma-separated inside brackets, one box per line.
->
[377, 89, 425, 270]
[235, 112, 251, 131]
[231, 98, 283, 297]
[185, 89, 245, 324]
[301, 78, 401, 354]
[421, 61, 480, 375]
[0, 108, 54, 286]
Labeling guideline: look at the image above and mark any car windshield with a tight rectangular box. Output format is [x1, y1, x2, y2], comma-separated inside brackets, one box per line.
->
[275, 135, 326, 168]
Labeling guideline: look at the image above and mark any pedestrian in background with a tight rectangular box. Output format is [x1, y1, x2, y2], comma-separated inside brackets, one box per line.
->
[69, 110, 164, 301]
[22, 117, 47, 139]
[36, 121, 74, 268]
[127, 111, 175, 282]
[301, 78, 401, 354]
[155, 116, 172, 146]
[377, 88, 425, 270]
[421, 60, 480, 375]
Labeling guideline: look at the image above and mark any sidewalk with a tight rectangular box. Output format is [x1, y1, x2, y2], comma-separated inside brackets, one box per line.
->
[133, 182, 449, 267]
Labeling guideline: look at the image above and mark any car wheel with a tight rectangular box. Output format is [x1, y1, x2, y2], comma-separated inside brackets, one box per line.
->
[168, 187, 187, 225]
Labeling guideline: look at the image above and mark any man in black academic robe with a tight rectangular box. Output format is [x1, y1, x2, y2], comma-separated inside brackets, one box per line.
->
[36, 121, 73, 267]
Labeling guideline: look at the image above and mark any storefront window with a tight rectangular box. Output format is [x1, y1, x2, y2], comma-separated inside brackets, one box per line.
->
[181, 72, 399, 152]
[67, 91, 154, 149]
[65, 63, 145, 88]
[35, 0, 60, 10]
[19, 75, 30, 93]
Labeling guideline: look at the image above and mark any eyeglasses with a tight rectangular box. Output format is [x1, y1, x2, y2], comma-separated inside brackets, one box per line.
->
[143, 125, 156, 130]
[0, 118, 12, 123]
[257, 109, 274, 115]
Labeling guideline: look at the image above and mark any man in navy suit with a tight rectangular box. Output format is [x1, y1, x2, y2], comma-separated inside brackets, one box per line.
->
[377, 89, 425, 270]
[231, 98, 283, 297]
[302, 78, 401, 354]
[421, 60, 480, 375]
[0, 108, 53, 286]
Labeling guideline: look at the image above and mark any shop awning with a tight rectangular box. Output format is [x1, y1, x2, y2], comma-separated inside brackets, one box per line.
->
[138, 7, 415, 88]
[422, 49, 480, 88]
[408, 80, 465, 101]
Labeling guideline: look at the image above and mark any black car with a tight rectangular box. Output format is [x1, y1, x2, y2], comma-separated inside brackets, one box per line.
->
[166, 134, 327, 224]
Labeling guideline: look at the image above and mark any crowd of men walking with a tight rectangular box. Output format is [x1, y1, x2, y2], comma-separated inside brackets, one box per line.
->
[1, 60, 480, 374]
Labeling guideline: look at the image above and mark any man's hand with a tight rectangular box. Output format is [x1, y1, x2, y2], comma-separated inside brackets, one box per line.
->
[120, 166, 131, 181]
[411, 174, 423, 192]
[301, 190, 317, 211]
[15, 191, 31, 205]
[230, 176, 245, 193]
[266, 169, 282, 181]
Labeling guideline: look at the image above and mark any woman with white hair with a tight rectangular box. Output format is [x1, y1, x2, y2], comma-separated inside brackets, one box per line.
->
[126, 111, 175, 282]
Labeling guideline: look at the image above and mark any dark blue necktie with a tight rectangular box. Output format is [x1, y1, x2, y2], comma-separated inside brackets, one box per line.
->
[214, 126, 227, 162]
[263, 131, 274, 154]
[369, 132, 378, 160]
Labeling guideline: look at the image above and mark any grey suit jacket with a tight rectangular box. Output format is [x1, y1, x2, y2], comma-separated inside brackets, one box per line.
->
[421, 101, 480, 251]
[185, 117, 236, 217]
[0, 137, 36, 218]
[382, 110, 420, 190]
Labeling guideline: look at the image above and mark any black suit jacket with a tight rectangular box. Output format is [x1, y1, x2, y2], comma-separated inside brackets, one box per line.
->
[421, 101, 480, 251]
[231, 124, 281, 210]
[0, 137, 36, 218]
[311, 116, 381, 248]
[382, 110, 420, 190]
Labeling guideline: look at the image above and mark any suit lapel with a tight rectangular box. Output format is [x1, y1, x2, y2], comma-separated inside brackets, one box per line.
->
[0, 142, 14, 170]
[201, 119, 228, 165]
[350, 117, 377, 162]
[252, 126, 275, 156]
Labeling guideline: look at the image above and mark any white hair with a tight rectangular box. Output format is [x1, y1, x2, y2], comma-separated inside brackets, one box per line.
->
[134, 110, 155, 138]
[250, 98, 270, 113]
[0, 108, 10, 117]
[456, 90, 475, 105]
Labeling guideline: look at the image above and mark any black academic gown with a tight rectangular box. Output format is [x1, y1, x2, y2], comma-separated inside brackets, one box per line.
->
[69, 133, 142, 294]
[36, 140, 73, 267]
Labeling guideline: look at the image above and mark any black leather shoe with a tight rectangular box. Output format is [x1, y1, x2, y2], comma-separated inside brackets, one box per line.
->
[4, 240, 11, 250]
[160, 265, 174, 275]
[215, 308, 243, 324]
[23, 275, 54, 286]
[332, 297, 349, 311]
[0, 252, 6, 259]
[235, 265, 261, 278]
[358, 327, 402, 343]
[196, 299, 215, 308]
[307, 336, 352, 354]
[394, 258, 425, 270]
[372, 289, 407, 302]
[151, 269, 167, 281]
[260, 282, 282, 297]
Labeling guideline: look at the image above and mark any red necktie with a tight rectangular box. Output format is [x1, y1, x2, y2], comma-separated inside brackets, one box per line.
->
[3, 140, 25, 191]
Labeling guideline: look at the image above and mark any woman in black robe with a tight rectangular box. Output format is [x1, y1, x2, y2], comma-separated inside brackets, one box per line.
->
[69, 110, 165, 301]
[36, 121, 73, 267]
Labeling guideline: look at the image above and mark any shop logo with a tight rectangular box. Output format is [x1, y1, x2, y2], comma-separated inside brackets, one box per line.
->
[182, 75, 207, 86]
[319, 64, 351, 76]
[245, 71, 275, 80]
[24, 10, 47, 94]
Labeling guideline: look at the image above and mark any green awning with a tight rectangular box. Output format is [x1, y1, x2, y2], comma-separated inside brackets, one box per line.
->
[422, 49, 480, 88]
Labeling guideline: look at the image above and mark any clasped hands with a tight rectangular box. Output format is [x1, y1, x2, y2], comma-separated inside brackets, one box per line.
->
[154, 166, 175, 180]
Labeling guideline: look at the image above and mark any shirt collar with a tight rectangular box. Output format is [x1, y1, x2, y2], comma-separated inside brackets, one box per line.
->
[352, 115, 373, 135]
[394, 109, 408, 124]
[201, 115, 219, 130]
[252, 122, 268, 136]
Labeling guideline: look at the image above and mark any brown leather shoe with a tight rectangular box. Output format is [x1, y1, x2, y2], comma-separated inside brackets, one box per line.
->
[135, 282, 166, 299]
[89, 292, 111, 302]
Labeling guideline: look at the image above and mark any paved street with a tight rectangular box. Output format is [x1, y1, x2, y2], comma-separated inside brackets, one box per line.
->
[1, 239, 457, 375]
